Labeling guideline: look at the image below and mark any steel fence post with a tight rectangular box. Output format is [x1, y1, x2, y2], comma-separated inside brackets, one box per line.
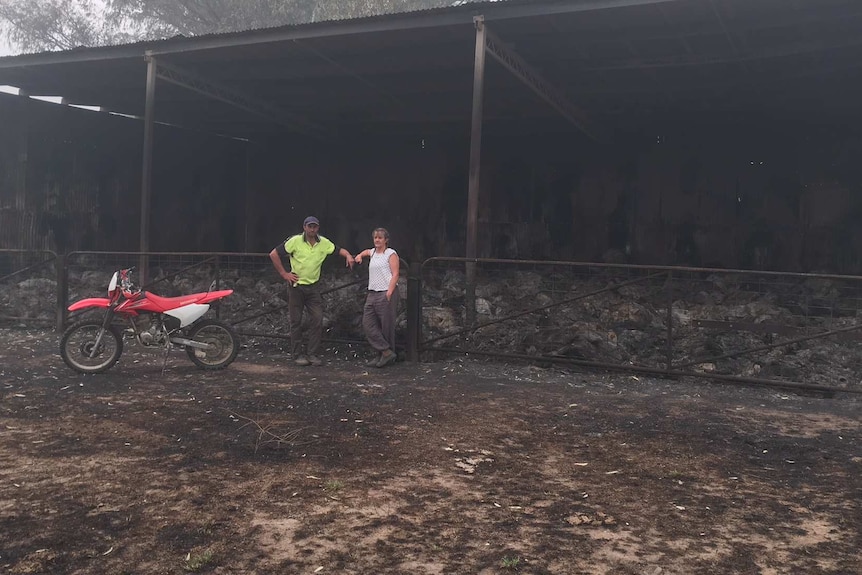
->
[215, 254, 221, 320]
[56, 252, 67, 332]
[407, 261, 422, 363]
[666, 270, 674, 372]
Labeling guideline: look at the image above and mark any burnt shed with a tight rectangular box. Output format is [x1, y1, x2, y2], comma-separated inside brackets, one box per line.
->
[1, 0, 861, 272]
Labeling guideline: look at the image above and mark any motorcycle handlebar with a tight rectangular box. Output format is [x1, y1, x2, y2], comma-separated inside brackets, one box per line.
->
[119, 268, 137, 292]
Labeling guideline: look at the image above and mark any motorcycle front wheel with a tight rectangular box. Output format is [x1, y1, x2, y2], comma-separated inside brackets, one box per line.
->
[60, 320, 124, 374]
[185, 319, 239, 370]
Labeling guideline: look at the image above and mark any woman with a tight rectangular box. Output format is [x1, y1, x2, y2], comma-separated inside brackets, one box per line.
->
[354, 228, 400, 368]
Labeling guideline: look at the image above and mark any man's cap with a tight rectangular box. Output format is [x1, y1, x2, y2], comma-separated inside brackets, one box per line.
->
[303, 216, 320, 226]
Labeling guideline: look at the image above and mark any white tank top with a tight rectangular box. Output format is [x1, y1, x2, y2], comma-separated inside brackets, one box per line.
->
[368, 248, 396, 291]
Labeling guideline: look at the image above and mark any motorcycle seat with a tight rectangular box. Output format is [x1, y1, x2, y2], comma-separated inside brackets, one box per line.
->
[143, 291, 205, 311]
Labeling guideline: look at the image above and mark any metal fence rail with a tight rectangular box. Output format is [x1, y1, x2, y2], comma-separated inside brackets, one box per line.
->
[2, 249, 860, 394]
[419, 257, 862, 394]
[0, 249, 60, 329]
[64, 251, 274, 327]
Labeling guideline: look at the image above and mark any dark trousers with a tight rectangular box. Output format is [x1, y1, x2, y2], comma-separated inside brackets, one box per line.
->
[288, 283, 323, 356]
[362, 290, 399, 353]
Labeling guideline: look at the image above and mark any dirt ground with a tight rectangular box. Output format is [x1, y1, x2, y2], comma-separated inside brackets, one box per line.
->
[1, 328, 860, 575]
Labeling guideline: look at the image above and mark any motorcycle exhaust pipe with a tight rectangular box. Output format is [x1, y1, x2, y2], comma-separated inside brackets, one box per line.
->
[170, 337, 211, 350]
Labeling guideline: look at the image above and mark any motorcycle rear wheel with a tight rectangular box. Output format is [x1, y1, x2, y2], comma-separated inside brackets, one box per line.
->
[185, 319, 239, 370]
[60, 320, 124, 374]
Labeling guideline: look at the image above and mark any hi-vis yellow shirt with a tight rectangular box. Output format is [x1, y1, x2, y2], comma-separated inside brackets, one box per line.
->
[278, 234, 336, 285]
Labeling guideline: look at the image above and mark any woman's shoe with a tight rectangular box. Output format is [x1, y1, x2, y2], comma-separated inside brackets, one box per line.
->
[376, 349, 397, 368]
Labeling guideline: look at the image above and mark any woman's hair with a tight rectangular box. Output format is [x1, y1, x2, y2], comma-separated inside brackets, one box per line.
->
[372, 227, 390, 243]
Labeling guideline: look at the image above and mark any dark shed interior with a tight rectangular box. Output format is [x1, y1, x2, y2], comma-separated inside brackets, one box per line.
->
[1, 0, 862, 271]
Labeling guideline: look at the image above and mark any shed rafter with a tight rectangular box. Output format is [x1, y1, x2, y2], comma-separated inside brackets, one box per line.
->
[151, 55, 326, 138]
[483, 26, 603, 141]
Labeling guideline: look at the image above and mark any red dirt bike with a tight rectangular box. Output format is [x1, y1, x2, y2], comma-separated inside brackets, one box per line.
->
[60, 268, 239, 374]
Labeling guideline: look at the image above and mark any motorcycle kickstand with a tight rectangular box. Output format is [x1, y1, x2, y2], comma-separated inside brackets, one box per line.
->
[160, 342, 172, 376]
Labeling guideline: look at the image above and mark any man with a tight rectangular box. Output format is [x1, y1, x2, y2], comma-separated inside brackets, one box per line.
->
[269, 216, 354, 366]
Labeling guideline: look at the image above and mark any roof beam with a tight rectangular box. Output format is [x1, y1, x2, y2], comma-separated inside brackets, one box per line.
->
[483, 25, 603, 141]
[581, 33, 862, 71]
[149, 55, 326, 138]
[289, 39, 406, 110]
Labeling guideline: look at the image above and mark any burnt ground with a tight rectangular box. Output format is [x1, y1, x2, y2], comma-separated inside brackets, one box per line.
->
[0, 328, 860, 575]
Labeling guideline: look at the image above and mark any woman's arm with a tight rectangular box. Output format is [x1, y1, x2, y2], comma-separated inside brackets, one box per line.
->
[386, 252, 400, 300]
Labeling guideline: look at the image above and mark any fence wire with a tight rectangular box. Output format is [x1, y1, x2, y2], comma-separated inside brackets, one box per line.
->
[420, 258, 862, 392]
[0, 249, 59, 327]
[2, 249, 860, 392]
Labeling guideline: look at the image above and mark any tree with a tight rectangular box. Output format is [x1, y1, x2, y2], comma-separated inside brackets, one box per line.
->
[0, 0, 305, 52]
[306, 0, 452, 24]
[104, 0, 312, 39]
[104, 0, 456, 37]
[0, 0, 460, 54]
[0, 0, 123, 52]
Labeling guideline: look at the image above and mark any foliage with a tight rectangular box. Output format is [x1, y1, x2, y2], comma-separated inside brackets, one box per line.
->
[0, 0, 462, 54]
[105, 0, 310, 39]
[0, 0, 127, 52]
[501, 555, 521, 569]
[183, 549, 214, 572]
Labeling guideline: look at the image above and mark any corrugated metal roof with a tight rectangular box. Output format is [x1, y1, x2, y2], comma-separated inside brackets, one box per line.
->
[0, 0, 508, 59]
[129, 0, 506, 40]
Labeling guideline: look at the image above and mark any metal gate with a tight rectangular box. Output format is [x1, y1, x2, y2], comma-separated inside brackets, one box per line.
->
[3, 249, 860, 394]
[419, 257, 862, 394]
[0, 249, 60, 329]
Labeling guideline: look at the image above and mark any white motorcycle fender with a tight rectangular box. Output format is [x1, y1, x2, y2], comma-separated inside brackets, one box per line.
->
[166, 303, 210, 328]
